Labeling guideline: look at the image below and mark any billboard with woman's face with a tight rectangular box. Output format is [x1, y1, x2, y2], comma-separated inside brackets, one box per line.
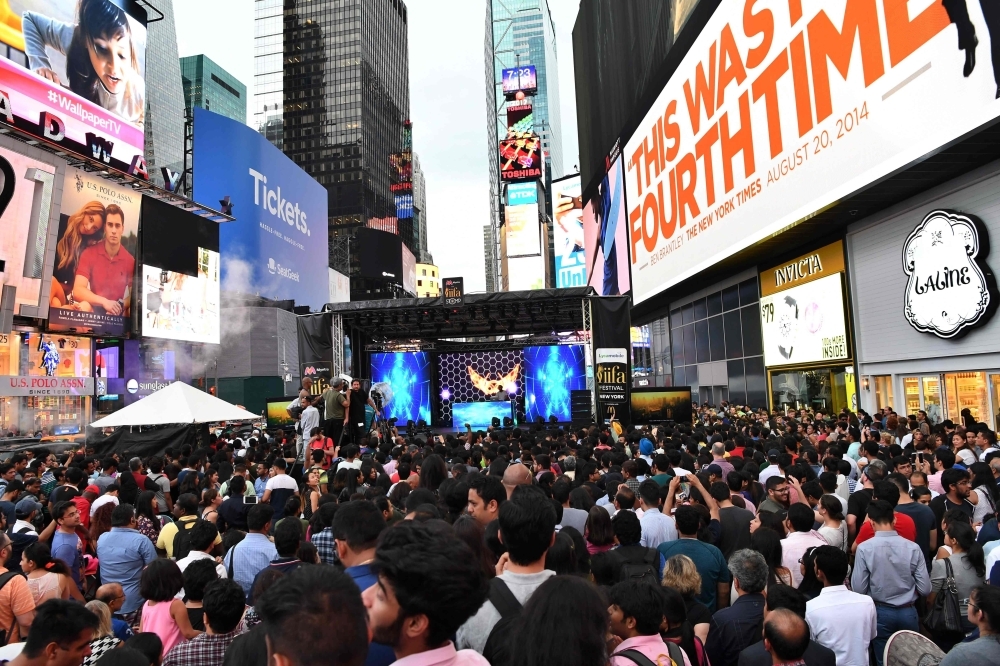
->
[48, 166, 140, 335]
[0, 0, 147, 174]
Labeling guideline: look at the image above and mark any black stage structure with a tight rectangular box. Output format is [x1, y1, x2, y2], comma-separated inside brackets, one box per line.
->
[296, 288, 633, 431]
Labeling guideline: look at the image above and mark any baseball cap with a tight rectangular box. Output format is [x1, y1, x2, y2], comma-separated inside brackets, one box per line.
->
[15, 498, 42, 518]
[705, 464, 723, 476]
[767, 449, 780, 458]
[84, 485, 100, 495]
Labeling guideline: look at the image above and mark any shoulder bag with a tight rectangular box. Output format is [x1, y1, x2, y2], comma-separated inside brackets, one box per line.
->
[924, 558, 964, 635]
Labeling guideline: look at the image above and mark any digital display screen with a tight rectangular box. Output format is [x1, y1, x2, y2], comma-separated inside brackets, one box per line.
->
[506, 182, 537, 206]
[505, 203, 540, 257]
[631, 388, 693, 424]
[502, 65, 537, 95]
[370, 352, 432, 425]
[499, 132, 542, 182]
[453, 401, 511, 429]
[506, 102, 533, 133]
[395, 194, 413, 219]
[355, 227, 403, 282]
[0, 0, 148, 173]
[583, 154, 629, 296]
[552, 175, 586, 288]
[507, 255, 546, 291]
[759, 273, 848, 367]
[266, 396, 298, 430]
[438, 350, 524, 426]
[524, 345, 586, 422]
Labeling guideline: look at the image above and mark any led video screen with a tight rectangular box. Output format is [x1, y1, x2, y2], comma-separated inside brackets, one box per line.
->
[631, 388, 693, 424]
[266, 396, 298, 430]
[524, 345, 586, 423]
[438, 350, 524, 426]
[0, 0, 148, 173]
[552, 175, 586, 288]
[583, 154, 629, 296]
[499, 132, 542, 182]
[370, 352, 432, 425]
[502, 65, 537, 95]
[452, 402, 511, 429]
[505, 203, 540, 257]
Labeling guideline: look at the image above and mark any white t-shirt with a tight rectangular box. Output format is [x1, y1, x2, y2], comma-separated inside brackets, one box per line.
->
[90, 494, 119, 516]
[265, 474, 299, 492]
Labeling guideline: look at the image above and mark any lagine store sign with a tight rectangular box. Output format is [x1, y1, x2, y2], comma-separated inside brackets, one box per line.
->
[1, 376, 94, 397]
[625, 0, 1000, 305]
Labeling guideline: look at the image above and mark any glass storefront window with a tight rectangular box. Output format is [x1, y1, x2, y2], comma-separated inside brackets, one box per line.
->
[922, 376, 943, 424]
[904, 377, 921, 416]
[874, 376, 894, 412]
[944, 372, 989, 426]
[0, 396, 90, 437]
[0, 334, 20, 376]
[770, 366, 850, 413]
[990, 375, 1000, 430]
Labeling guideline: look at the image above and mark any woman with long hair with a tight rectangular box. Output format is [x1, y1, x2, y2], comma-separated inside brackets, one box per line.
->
[584, 506, 615, 555]
[90, 503, 115, 546]
[301, 469, 321, 520]
[507, 576, 608, 666]
[50, 202, 105, 308]
[338, 468, 363, 503]
[816, 495, 848, 552]
[660, 554, 711, 644]
[24, 0, 145, 126]
[930, 521, 986, 649]
[544, 532, 579, 576]
[452, 515, 496, 579]
[83, 600, 122, 665]
[969, 462, 999, 526]
[953, 429, 977, 467]
[660, 584, 708, 666]
[797, 547, 824, 601]
[22, 542, 84, 604]
[417, 454, 447, 493]
[750, 527, 793, 587]
[135, 490, 160, 544]
[198, 489, 221, 525]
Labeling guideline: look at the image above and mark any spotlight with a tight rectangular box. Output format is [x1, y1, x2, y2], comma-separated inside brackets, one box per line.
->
[440, 388, 451, 400]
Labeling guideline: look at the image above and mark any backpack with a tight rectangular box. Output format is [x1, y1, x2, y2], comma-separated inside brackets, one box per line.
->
[481, 578, 522, 666]
[6, 527, 37, 574]
[617, 548, 659, 586]
[615, 642, 685, 666]
[171, 518, 203, 560]
[0, 571, 23, 645]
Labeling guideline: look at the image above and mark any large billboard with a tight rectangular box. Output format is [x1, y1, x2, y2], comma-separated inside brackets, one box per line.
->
[0, 0, 148, 174]
[508, 255, 545, 291]
[760, 272, 848, 367]
[355, 227, 403, 282]
[500, 132, 542, 182]
[502, 65, 538, 96]
[0, 145, 57, 314]
[552, 175, 586, 288]
[192, 108, 328, 310]
[624, 0, 1000, 306]
[402, 243, 416, 295]
[584, 155, 629, 296]
[139, 197, 220, 345]
[49, 166, 140, 335]
[370, 352, 432, 425]
[504, 203, 540, 257]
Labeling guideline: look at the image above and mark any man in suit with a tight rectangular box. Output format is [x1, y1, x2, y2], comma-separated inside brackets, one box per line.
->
[738, 584, 836, 666]
[943, 0, 1000, 97]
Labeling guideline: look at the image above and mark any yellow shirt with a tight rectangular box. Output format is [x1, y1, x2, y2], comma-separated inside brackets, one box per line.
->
[156, 515, 222, 557]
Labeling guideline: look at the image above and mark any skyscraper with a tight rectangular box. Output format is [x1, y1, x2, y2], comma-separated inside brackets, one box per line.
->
[412, 153, 431, 263]
[144, 0, 186, 191]
[485, 0, 564, 291]
[484, 224, 497, 293]
[180, 55, 247, 123]
[255, 0, 412, 280]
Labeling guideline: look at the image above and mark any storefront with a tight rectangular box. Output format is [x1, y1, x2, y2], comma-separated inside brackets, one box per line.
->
[849, 161, 1000, 429]
[758, 242, 855, 413]
[0, 331, 94, 436]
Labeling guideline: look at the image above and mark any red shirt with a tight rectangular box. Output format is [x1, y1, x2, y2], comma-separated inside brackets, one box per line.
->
[730, 447, 745, 459]
[853, 511, 917, 545]
[75, 243, 135, 302]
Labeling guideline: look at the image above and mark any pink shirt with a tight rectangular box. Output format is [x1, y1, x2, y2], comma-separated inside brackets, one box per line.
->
[781, 530, 830, 587]
[610, 634, 693, 666]
[391, 642, 491, 666]
[141, 600, 186, 656]
[928, 471, 944, 495]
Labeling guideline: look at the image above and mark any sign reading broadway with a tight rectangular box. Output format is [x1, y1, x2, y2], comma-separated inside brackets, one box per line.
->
[625, 0, 999, 305]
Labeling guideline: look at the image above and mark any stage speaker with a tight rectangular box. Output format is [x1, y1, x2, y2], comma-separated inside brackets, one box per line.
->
[571, 390, 592, 429]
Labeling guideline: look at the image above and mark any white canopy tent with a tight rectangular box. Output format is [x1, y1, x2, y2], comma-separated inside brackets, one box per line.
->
[90, 381, 259, 428]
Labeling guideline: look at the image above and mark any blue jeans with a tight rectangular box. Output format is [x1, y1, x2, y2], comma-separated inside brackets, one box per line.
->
[873, 603, 919, 666]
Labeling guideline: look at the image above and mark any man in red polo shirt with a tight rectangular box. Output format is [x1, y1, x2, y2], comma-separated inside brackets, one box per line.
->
[73, 204, 134, 315]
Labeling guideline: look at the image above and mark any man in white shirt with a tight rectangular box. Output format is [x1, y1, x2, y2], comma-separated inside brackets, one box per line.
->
[298, 396, 321, 457]
[806, 544, 877, 666]
[90, 483, 120, 516]
[638, 480, 677, 549]
[12, 499, 40, 536]
[758, 451, 784, 486]
[174, 520, 227, 598]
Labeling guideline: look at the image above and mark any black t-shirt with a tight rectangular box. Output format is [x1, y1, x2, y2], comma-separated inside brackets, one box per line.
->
[685, 596, 713, 627]
[49, 485, 79, 507]
[718, 506, 754, 560]
[930, 495, 975, 549]
[187, 607, 205, 631]
[895, 501, 936, 566]
[348, 389, 367, 423]
[847, 488, 874, 520]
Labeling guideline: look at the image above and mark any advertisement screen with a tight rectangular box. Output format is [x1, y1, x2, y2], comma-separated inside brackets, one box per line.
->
[505, 203, 540, 257]
[0, 145, 56, 313]
[624, 0, 1000, 306]
[266, 395, 297, 430]
[631, 387, 693, 424]
[0, 0, 147, 173]
[502, 65, 537, 95]
[453, 402, 511, 429]
[329, 267, 349, 304]
[355, 227, 403, 282]
[139, 197, 220, 344]
[28, 333, 91, 377]
[506, 182, 537, 206]
[370, 352, 432, 425]
[506, 102, 533, 133]
[584, 155, 629, 296]
[402, 243, 416, 295]
[500, 132, 542, 182]
[552, 175, 586, 288]
[524, 345, 586, 422]
[49, 166, 140, 335]
[760, 273, 848, 367]
[192, 108, 329, 310]
[508, 255, 545, 291]
[438, 350, 524, 426]
[395, 193, 413, 219]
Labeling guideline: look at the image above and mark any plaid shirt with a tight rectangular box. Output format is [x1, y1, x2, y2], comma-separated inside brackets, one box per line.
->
[311, 527, 338, 565]
[162, 628, 242, 666]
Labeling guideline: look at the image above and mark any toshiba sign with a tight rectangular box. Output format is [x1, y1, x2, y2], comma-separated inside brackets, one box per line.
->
[625, 0, 1000, 305]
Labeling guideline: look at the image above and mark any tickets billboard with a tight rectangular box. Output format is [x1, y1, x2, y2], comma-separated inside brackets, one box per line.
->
[0, 0, 148, 174]
[624, 0, 1000, 305]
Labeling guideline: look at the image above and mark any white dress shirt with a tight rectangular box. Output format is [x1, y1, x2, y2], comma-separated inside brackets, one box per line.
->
[805, 585, 877, 666]
[781, 530, 830, 587]
[639, 508, 677, 549]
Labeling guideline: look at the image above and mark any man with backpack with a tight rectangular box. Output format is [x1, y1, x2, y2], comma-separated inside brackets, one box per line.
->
[456, 485, 556, 656]
[7, 499, 40, 574]
[705, 549, 768, 666]
[591, 511, 665, 588]
[608, 580, 686, 666]
[157, 494, 203, 559]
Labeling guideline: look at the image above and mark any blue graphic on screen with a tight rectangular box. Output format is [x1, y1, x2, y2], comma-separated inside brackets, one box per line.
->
[524, 345, 586, 422]
[370, 352, 432, 425]
[192, 108, 329, 310]
[453, 402, 512, 429]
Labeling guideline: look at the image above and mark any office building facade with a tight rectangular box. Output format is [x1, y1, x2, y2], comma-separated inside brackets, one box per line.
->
[181, 55, 248, 123]
[144, 0, 187, 191]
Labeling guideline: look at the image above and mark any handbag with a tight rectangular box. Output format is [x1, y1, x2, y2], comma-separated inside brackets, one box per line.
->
[924, 558, 964, 635]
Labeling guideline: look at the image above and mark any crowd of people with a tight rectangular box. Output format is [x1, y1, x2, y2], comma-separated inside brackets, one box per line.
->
[0, 399, 999, 665]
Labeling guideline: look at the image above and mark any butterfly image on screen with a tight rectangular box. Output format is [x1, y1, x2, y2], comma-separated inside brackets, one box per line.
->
[469, 363, 520, 396]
